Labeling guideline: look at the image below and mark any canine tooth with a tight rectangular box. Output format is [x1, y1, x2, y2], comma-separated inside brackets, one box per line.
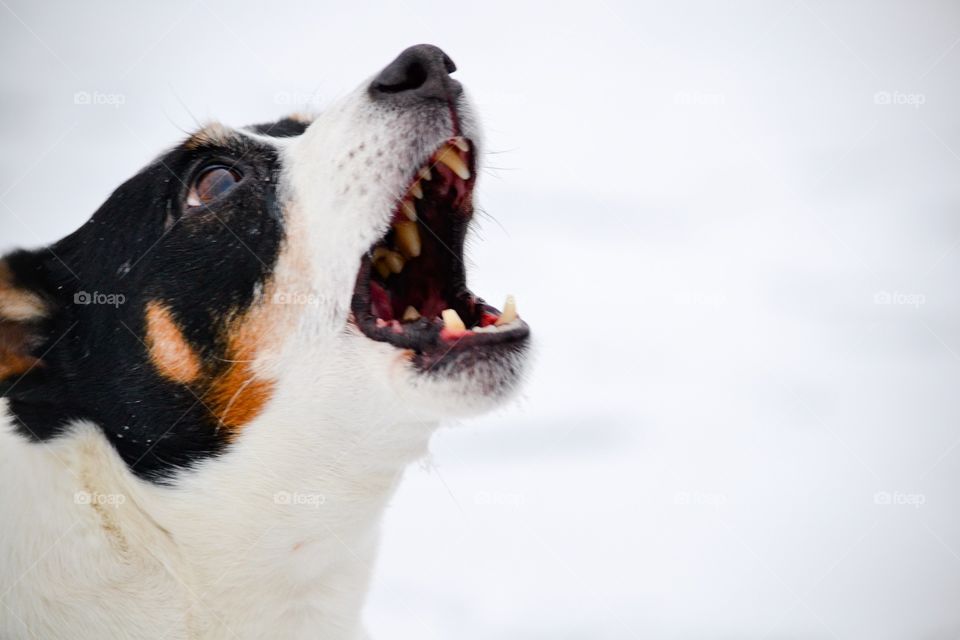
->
[442, 309, 466, 332]
[384, 250, 405, 274]
[409, 182, 423, 199]
[451, 136, 470, 152]
[400, 198, 417, 221]
[418, 167, 432, 181]
[394, 220, 421, 258]
[495, 295, 517, 326]
[374, 260, 392, 279]
[437, 149, 471, 180]
[403, 306, 421, 321]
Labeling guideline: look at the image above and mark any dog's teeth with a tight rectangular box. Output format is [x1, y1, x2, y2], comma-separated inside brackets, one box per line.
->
[400, 198, 418, 221]
[418, 167, 432, 181]
[442, 309, 466, 332]
[495, 295, 518, 326]
[394, 220, 421, 258]
[437, 149, 471, 180]
[402, 306, 421, 322]
[371, 247, 397, 276]
[384, 250, 405, 274]
[374, 260, 392, 279]
[409, 182, 423, 199]
[371, 246, 391, 277]
[451, 136, 470, 152]
[372, 248, 404, 276]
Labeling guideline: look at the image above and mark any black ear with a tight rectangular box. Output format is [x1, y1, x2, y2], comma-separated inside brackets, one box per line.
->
[0, 251, 54, 395]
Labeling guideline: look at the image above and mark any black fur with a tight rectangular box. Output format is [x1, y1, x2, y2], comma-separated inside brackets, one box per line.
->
[248, 117, 310, 138]
[1, 120, 303, 481]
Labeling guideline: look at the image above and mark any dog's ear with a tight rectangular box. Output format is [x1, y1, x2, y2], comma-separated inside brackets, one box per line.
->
[0, 252, 53, 393]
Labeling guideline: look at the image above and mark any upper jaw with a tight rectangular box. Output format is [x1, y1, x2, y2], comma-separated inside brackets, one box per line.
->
[283, 84, 529, 367]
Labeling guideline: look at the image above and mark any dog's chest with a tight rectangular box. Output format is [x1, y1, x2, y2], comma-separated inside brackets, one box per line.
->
[0, 409, 423, 640]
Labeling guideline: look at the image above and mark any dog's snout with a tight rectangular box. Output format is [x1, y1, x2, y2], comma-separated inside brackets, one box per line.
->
[370, 44, 461, 103]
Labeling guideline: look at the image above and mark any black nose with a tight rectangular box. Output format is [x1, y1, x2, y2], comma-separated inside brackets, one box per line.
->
[370, 44, 461, 103]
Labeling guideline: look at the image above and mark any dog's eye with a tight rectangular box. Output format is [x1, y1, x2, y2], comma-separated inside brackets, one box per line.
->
[186, 166, 241, 208]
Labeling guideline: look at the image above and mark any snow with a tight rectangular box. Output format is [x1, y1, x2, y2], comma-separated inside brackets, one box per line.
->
[3, 1, 960, 637]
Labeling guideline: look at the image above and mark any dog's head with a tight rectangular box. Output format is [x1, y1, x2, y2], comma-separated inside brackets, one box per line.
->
[0, 45, 530, 480]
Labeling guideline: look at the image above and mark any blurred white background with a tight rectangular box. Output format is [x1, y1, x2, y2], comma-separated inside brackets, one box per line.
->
[4, 1, 960, 638]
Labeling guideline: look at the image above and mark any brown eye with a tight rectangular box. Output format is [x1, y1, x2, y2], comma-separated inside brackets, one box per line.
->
[186, 166, 241, 208]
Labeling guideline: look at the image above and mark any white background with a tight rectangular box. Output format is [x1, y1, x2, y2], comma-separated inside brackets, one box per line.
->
[3, 1, 960, 638]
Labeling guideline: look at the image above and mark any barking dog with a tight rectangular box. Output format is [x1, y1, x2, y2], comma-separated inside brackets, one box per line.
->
[0, 45, 530, 639]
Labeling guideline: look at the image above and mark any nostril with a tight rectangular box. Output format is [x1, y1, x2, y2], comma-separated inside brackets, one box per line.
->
[441, 53, 456, 75]
[374, 61, 428, 94]
[370, 44, 461, 102]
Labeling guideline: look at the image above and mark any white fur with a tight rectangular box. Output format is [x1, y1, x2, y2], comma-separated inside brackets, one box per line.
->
[0, 79, 527, 639]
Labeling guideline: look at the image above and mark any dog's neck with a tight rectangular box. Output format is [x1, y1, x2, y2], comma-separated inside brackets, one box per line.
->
[146, 358, 440, 638]
[150, 409, 436, 638]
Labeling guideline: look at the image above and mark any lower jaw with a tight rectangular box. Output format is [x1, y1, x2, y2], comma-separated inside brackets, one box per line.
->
[407, 333, 530, 377]
[351, 274, 530, 367]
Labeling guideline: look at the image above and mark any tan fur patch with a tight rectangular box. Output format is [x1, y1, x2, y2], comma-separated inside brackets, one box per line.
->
[184, 122, 234, 150]
[206, 351, 275, 432]
[288, 112, 315, 125]
[145, 302, 202, 384]
[203, 232, 310, 433]
[0, 321, 39, 380]
[204, 285, 283, 432]
[0, 262, 47, 322]
[78, 477, 130, 556]
[0, 262, 45, 380]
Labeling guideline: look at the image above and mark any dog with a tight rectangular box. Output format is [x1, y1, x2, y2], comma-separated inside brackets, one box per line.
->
[0, 44, 530, 639]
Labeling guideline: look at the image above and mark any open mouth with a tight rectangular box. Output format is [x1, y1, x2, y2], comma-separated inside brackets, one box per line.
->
[351, 137, 530, 364]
